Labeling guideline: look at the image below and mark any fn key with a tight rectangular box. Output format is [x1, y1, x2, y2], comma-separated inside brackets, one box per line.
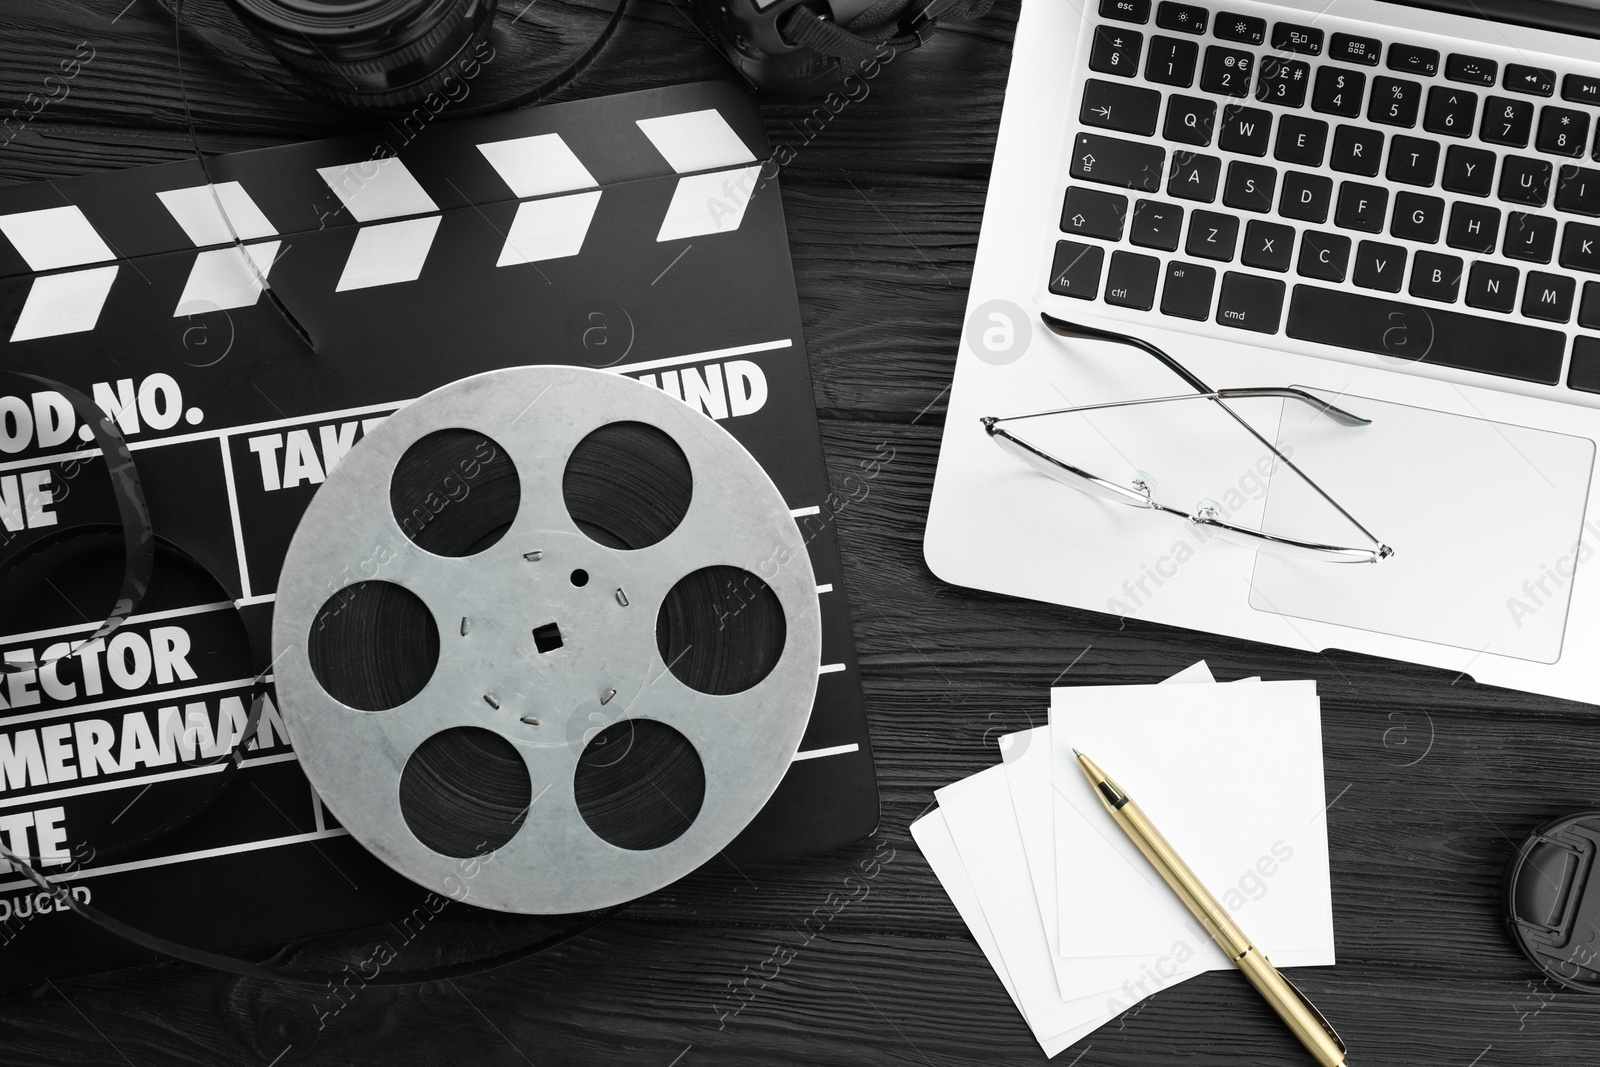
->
[1216, 272, 1287, 332]
[1049, 240, 1105, 299]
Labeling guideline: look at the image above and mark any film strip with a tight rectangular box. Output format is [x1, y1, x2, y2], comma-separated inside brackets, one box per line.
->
[0, 81, 876, 980]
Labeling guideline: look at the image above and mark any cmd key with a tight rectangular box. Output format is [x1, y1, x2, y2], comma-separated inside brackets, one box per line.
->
[1215, 271, 1287, 332]
[1070, 132, 1166, 192]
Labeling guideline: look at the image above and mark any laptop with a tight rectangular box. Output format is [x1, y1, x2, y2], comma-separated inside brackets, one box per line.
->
[927, 0, 1600, 703]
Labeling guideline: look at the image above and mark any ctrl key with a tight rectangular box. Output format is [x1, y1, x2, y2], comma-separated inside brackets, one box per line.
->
[1049, 240, 1106, 299]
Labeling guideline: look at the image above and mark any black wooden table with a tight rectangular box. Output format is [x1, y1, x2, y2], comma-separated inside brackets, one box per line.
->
[2, 2, 1597, 1064]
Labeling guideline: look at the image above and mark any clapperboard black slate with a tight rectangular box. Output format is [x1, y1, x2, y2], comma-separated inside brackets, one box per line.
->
[0, 81, 877, 981]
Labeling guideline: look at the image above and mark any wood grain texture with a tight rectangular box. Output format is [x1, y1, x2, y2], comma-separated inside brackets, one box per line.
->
[2, 1, 1598, 1065]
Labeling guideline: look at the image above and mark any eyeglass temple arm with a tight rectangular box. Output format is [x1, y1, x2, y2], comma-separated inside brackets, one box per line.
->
[1039, 316, 1369, 425]
[1041, 312, 1213, 393]
[1036, 312, 1390, 552]
[1214, 388, 1370, 426]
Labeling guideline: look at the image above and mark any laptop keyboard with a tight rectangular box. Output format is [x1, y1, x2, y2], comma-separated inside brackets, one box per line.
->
[1055, 0, 1600, 395]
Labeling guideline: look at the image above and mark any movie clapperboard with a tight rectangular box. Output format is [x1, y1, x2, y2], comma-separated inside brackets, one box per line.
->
[0, 80, 878, 981]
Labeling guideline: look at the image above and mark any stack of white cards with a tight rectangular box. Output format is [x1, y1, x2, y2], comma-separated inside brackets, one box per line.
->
[911, 663, 1336, 1056]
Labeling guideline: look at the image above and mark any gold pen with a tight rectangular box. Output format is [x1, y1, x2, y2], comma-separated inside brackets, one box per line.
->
[1074, 749, 1348, 1067]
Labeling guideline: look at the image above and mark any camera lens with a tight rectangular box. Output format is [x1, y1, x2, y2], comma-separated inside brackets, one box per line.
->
[227, 0, 498, 110]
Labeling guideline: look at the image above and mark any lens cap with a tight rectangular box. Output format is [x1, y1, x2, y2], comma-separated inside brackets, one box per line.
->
[1505, 810, 1600, 992]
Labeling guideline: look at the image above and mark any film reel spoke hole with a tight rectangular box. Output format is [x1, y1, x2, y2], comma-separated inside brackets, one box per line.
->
[656, 566, 786, 695]
[391, 428, 520, 556]
[308, 581, 438, 711]
[563, 421, 692, 550]
[569, 568, 589, 587]
[574, 720, 704, 851]
[399, 727, 532, 858]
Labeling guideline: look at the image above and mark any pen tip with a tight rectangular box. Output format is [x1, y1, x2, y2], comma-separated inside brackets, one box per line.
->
[1072, 748, 1083, 757]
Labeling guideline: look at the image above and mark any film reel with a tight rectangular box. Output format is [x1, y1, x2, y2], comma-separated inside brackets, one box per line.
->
[272, 366, 821, 913]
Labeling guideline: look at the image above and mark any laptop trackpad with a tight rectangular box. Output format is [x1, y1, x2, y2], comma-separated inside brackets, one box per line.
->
[1249, 392, 1595, 665]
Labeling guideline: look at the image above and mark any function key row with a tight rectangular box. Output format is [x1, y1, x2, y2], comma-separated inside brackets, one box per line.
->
[1096, 4, 1600, 104]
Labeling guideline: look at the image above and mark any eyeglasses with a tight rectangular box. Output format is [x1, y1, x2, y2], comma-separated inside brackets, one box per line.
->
[981, 314, 1393, 565]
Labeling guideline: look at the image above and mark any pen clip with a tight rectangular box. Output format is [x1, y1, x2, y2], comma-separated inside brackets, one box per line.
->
[1271, 964, 1347, 1054]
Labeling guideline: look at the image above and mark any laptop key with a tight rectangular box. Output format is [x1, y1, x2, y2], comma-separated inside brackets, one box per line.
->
[1215, 13, 1266, 46]
[1242, 220, 1295, 272]
[1049, 241, 1105, 298]
[1369, 77, 1422, 127]
[1329, 32, 1380, 67]
[1130, 198, 1184, 250]
[1081, 79, 1163, 136]
[1101, 0, 1151, 21]
[1387, 135, 1440, 186]
[1353, 240, 1406, 291]
[1272, 23, 1323, 55]
[1570, 337, 1600, 393]
[1186, 209, 1241, 261]
[1219, 105, 1273, 155]
[1560, 221, 1600, 273]
[1280, 171, 1333, 222]
[1105, 250, 1162, 310]
[1298, 230, 1352, 282]
[1274, 116, 1328, 166]
[1441, 145, 1496, 196]
[1160, 260, 1216, 319]
[1090, 26, 1144, 77]
[1422, 86, 1477, 137]
[1168, 151, 1221, 201]
[1390, 191, 1444, 242]
[1522, 271, 1576, 322]
[1223, 161, 1277, 212]
[1506, 64, 1556, 97]
[1446, 202, 1501, 253]
[1061, 186, 1129, 239]
[1506, 212, 1557, 262]
[1563, 73, 1600, 105]
[1201, 46, 1255, 97]
[1446, 53, 1497, 86]
[1482, 96, 1534, 146]
[1146, 35, 1199, 87]
[1555, 165, 1600, 216]
[1165, 95, 1217, 145]
[1330, 124, 1383, 176]
[1156, 2, 1207, 34]
[1256, 57, 1311, 108]
[1466, 261, 1519, 312]
[1580, 281, 1600, 327]
[1499, 156, 1552, 205]
[1536, 107, 1589, 157]
[1311, 67, 1364, 118]
[1335, 182, 1387, 232]
[1070, 133, 1166, 192]
[1388, 44, 1440, 77]
[1410, 251, 1464, 301]
[1215, 271, 1287, 332]
[1286, 285, 1566, 385]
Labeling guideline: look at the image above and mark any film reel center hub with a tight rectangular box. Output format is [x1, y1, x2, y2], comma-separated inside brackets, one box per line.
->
[272, 366, 821, 914]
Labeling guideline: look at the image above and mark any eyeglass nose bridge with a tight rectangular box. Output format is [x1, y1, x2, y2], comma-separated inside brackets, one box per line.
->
[983, 419, 1156, 509]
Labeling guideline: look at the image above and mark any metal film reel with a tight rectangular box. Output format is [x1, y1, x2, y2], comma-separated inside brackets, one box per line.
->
[271, 366, 821, 913]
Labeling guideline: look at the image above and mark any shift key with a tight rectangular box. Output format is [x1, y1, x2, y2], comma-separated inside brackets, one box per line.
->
[1070, 132, 1166, 192]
